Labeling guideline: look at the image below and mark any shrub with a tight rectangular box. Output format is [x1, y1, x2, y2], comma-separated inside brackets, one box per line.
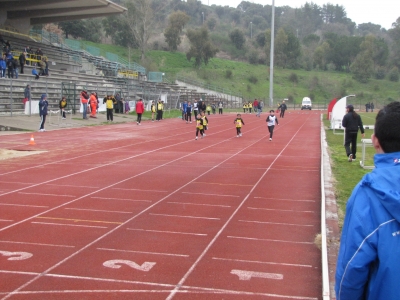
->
[225, 70, 232, 79]
[248, 50, 258, 65]
[289, 72, 298, 85]
[375, 67, 386, 80]
[248, 75, 258, 84]
[389, 67, 399, 82]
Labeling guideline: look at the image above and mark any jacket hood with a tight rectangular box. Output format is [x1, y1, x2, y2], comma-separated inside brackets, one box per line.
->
[364, 152, 400, 222]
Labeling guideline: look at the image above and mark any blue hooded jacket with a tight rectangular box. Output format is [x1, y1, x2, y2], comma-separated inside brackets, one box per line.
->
[335, 151, 400, 299]
[39, 94, 48, 116]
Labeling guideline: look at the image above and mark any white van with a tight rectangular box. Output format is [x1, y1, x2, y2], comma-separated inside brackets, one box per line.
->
[301, 97, 312, 110]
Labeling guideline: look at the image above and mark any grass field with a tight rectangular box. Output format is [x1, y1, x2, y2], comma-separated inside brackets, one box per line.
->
[324, 111, 377, 228]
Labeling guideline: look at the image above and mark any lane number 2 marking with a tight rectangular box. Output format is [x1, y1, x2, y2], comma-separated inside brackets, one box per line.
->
[0, 250, 33, 261]
[103, 260, 156, 271]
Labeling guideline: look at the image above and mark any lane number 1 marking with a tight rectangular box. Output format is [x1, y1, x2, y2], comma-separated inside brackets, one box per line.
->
[103, 260, 156, 271]
[231, 269, 283, 280]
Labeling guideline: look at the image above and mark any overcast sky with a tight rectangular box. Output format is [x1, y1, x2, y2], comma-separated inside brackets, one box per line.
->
[202, 0, 399, 30]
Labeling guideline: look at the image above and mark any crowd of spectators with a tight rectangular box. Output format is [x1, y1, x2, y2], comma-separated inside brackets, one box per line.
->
[1, 34, 48, 80]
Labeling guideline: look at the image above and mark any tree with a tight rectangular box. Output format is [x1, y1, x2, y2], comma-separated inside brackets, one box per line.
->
[58, 19, 102, 42]
[164, 11, 190, 51]
[351, 51, 374, 83]
[103, 15, 136, 47]
[274, 28, 288, 67]
[207, 17, 217, 31]
[186, 27, 219, 68]
[388, 17, 400, 68]
[123, 0, 167, 61]
[229, 29, 245, 50]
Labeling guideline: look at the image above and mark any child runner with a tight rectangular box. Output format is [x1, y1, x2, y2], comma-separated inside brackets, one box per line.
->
[151, 100, 156, 122]
[266, 109, 279, 141]
[195, 115, 204, 140]
[59, 96, 67, 119]
[186, 101, 192, 123]
[234, 113, 245, 137]
[200, 111, 209, 136]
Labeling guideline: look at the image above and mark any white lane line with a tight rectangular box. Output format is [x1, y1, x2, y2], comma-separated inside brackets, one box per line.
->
[181, 192, 239, 198]
[18, 192, 76, 198]
[254, 196, 315, 202]
[0, 219, 13, 222]
[0, 271, 317, 299]
[1, 125, 271, 299]
[0, 240, 75, 248]
[112, 188, 168, 193]
[0, 181, 35, 185]
[167, 201, 231, 208]
[46, 184, 99, 189]
[91, 197, 152, 203]
[64, 208, 132, 214]
[166, 118, 313, 300]
[0, 203, 48, 208]
[149, 213, 220, 221]
[239, 220, 314, 227]
[227, 236, 314, 245]
[97, 247, 189, 257]
[212, 257, 312, 268]
[31, 222, 108, 229]
[247, 207, 315, 213]
[127, 228, 207, 236]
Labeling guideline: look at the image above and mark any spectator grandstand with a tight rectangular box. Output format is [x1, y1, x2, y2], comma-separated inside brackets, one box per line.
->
[0, 29, 219, 116]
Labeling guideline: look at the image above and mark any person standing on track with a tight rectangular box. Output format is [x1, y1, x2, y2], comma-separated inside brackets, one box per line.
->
[342, 104, 365, 162]
[135, 98, 145, 125]
[335, 101, 400, 300]
[266, 109, 279, 141]
[256, 101, 263, 117]
[193, 99, 199, 119]
[195, 115, 204, 140]
[186, 101, 192, 123]
[80, 89, 89, 120]
[38, 94, 48, 132]
[182, 100, 188, 121]
[89, 92, 97, 118]
[278, 101, 287, 118]
[103, 95, 115, 122]
[234, 113, 245, 137]
[253, 99, 259, 114]
[156, 99, 163, 121]
[218, 101, 223, 114]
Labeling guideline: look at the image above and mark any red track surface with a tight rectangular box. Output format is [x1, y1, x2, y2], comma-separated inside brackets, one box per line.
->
[0, 110, 322, 299]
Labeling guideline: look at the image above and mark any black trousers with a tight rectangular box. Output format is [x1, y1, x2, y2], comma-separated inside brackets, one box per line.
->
[344, 131, 358, 159]
[39, 115, 46, 130]
[196, 128, 204, 137]
[280, 110, 286, 118]
[186, 112, 192, 122]
[137, 113, 142, 123]
[268, 125, 275, 138]
[219, 108, 223, 114]
[236, 127, 242, 135]
[107, 108, 113, 121]
[194, 110, 198, 119]
[156, 110, 162, 120]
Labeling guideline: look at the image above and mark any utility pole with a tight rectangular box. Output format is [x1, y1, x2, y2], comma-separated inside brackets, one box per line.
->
[269, 0, 275, 108]
[250, 22, 253, 39]
[202, 12, 204, 24]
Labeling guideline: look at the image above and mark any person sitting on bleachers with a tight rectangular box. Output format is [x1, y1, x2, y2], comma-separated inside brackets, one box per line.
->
[32, 67, 39, 80]
[37, 59, 45, 76]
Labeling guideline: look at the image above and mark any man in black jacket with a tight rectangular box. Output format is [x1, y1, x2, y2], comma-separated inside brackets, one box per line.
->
[342, 104, 365, 162]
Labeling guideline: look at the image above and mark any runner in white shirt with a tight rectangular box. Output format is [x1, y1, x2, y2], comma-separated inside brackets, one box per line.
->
[266, 109, 279, 141]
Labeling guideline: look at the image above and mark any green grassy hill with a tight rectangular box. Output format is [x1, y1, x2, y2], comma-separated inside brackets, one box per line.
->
[85, 41, 400, 107]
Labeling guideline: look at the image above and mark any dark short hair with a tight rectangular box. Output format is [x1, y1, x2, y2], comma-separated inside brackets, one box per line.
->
[375, 101, 400, 153]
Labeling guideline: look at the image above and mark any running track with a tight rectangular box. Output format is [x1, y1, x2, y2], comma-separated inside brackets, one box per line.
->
[0, 111, 322, 299]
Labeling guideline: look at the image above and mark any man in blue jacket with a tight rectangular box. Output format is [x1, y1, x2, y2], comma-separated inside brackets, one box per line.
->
[38, 94, 48, 132]
[335, 101, 400, 299]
